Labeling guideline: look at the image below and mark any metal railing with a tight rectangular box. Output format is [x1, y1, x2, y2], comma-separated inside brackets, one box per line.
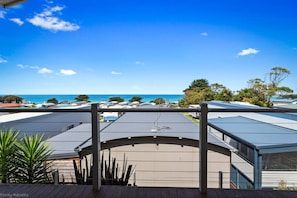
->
[1, 103, 297, 193]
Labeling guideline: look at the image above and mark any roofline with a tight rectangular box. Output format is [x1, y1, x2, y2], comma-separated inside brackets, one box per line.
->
[79, 136, 231, 157]
[207, 122, 257, 150]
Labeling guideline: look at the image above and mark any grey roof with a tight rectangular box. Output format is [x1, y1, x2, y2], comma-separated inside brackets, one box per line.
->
[79, 111, 230, 152]
[208, 116, 297, 154]
[0, 112, 91, 139]
[48, 122, 110, 159]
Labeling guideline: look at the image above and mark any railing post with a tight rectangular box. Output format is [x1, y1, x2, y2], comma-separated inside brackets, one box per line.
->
[199, 103, 208, 194]
[91, 103, 101, 191]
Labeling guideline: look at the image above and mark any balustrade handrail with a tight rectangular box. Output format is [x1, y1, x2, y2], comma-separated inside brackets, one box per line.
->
[1, 107, 297, 113]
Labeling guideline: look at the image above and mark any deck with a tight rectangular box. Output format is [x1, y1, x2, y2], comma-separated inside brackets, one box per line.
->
[0, 184, 296, 198]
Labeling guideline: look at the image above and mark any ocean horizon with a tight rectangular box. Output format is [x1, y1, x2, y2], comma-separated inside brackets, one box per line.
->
[17, 94, 184, 104]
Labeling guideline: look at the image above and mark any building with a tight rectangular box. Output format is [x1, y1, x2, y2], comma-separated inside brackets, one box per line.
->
[206, 101, 297, 189]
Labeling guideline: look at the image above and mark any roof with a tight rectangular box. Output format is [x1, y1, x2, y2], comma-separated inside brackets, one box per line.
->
[208, 116, 297, 154]
[48, 122, 110, 159]
[0, 0, 27, 8]
[77, 109, 231, 155]
[0, 111, 91, 139]
[0, 103, 21, 108]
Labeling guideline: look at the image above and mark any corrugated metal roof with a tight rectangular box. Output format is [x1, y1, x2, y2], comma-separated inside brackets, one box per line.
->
[208, 116, 297, 151]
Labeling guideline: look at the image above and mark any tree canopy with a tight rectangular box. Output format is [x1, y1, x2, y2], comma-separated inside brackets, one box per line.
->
[179, 67, 292, 107]
[129, 96, 142, 103]
[75, 94, 89, 102]
[109, 97, 124, 103]
[0, 95, 23, 103]
[47, 98, 58, 104]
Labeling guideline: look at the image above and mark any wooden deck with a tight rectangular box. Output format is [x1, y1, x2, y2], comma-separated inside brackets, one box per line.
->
[0, 184, 297, 198]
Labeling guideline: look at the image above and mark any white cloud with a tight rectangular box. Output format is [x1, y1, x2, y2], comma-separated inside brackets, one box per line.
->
[38, 68, 53, 74]
[135, 61, 144, 65]
[60, 69, 76, 75]
[111, 71, 122, 75]
[0, 11, 6, 19]
[17, 64, 26, 68]
[27, 6, 80, 32]
[200, 32, 208, 36]
[9, 18, 24, 26]
[17, 64, 40, 69]
[0, 57, 7, 63]
[237, 48, 259, 56]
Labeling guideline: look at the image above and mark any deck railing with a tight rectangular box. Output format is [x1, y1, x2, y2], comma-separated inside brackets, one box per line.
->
[1, 103, 297, 194]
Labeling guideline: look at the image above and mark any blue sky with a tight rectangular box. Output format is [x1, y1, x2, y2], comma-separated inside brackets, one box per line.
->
[1, 0, 296, 94]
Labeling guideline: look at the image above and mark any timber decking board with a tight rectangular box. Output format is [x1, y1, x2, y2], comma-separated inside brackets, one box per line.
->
[0, 184, 296, 198]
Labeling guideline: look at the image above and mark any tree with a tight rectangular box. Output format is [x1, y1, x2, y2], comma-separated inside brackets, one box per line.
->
[75, 94, 89, 102]
[233, 88, 267, 107]
[2, 95, 23, 103]
[0, 127, 19, 183]
[129, 96, 142, 103]
[184, 79, 210, 92]
[266, 67, 291, 106]
[152, 98, 165, 105]
[13, 134, 52, 184]
[215, 88, 233, 102]
[275, 86, 293, 96]
[109, 97, 124, 103]
[47, 98, 58, 104]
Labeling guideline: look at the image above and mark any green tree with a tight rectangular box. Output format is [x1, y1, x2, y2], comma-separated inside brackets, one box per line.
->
[109, 97, 124, 103]
[47, 98, 58, 104]
[180, 79, 220, 106]
[75, 94, 89, 102]
[152, 98, 165, 105]
[215, 88, 233, 102]
[129, 96, 142, 103]
[266, 67, 291, 106]
[233, 88, 267, 107]
[2, 95, 23, 103]
[0, 127, 19, 183]
[184, 79, 210, 92]
[13, 134, 52, 184]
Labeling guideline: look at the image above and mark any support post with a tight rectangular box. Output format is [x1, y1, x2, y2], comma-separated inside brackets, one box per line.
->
[91, 103, 101, 191]
[199, 103, 208, 194]
[253, 149, 262, 190]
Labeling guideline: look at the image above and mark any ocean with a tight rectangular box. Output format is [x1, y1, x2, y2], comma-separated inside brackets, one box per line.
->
[18, 94, 184, 104]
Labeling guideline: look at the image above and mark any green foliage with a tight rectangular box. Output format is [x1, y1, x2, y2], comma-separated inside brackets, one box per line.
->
[129, 96, 142, 103]
[184, 79, 210, 92]
[0, 129, 52, 184]
[101, 152, 133, 185]
[180, 67, 292, 107]
[47, 98, 58, 104]
[75, 94, 89, 102]
[152, 98, 165, 105]
[0, 127, 19, 183]
[0, 95, 23, 103]
[73, 151, 134, 186]
[13, 133, 52, 184]
[233, 88, 267, 107]
[109, 97, 124, 103]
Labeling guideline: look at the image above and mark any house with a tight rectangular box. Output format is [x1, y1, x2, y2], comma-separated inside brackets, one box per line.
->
[76, 105, 232, 188]
[206, 101, 297, 189]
